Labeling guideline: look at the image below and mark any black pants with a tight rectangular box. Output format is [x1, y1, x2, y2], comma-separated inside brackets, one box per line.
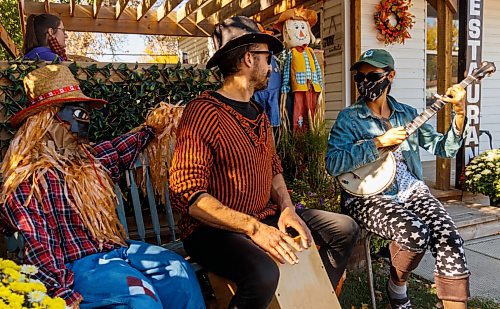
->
[183, 208, 359, 309]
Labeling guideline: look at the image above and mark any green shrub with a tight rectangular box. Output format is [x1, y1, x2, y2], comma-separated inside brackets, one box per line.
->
[463, 148, 500, 206]
[277, 124, 341, 213]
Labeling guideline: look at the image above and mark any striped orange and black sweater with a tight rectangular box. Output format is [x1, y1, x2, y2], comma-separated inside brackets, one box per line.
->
[169, 91, 283, 239]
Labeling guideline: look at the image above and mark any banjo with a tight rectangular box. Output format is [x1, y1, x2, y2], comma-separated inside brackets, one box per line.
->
[338, 61, 496, 197]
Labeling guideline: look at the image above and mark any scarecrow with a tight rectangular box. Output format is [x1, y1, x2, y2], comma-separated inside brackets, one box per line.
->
[275, 7, 323, 132]
[252, 24, 282, 127]
[0, 65, 204, 308]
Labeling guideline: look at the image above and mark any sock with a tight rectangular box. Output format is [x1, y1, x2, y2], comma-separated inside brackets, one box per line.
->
[388, 277, 407, 299]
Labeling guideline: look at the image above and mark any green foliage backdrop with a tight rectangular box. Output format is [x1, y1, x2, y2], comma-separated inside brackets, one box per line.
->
[0, 0, 23, 60]
[0, 60, 222, 154]
[0, 60, 340, 213]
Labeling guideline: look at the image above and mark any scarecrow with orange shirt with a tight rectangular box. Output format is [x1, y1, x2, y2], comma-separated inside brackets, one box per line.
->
[275, 7, 323, 132]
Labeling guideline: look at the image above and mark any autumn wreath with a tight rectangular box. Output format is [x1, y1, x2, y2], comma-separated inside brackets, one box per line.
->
[374, 0, 415, 45]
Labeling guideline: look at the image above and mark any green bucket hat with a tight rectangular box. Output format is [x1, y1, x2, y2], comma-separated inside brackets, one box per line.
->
[350, 49, 395, 71]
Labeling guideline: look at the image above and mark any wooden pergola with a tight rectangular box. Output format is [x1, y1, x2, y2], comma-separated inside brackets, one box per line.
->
[18, 0, 312, 37]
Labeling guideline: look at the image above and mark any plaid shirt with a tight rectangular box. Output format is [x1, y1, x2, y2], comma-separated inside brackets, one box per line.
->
[0, 127, 154, 305]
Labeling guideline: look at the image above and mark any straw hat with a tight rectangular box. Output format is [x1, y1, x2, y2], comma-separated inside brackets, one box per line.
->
[274, 7, 318, 32]
[10, 65, 107, 128]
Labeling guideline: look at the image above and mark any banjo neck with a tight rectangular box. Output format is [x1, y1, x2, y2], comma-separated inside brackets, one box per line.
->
[382, 75, 476, 155]
[404, 75, 476, 135]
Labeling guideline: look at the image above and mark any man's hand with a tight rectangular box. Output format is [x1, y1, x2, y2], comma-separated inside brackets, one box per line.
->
[249, 221, 301, 265]
[278, 207, 312, 249]
[441, 84, 466, 115]
[373, 126, 408, 148]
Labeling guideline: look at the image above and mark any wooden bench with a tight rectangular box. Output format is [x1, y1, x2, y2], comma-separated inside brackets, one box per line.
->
[4, 158, 342, 308]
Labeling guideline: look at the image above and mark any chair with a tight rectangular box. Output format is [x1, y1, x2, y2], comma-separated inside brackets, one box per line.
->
[364, 231, 378, 309]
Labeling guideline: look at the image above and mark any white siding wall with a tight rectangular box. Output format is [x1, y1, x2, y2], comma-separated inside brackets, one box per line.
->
[323, 0, 347, 128]
[480, 0, 500, 151]
[178, 37, 211, 65]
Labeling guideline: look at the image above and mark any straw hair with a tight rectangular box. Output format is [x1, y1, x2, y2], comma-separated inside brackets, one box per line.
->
[140, 102, 184, 205]
[1, 108, 127, 246]
[10, 65, 106, 128]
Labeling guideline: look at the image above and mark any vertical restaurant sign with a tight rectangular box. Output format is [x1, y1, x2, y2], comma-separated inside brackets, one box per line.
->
[464, 0, 483, 164]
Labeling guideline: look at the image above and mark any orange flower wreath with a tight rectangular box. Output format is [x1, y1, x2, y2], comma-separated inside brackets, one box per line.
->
[374, 0, 415, 45]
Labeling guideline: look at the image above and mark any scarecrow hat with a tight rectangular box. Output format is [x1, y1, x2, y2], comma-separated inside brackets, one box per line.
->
[274, 7, 318, 32]
[206, 16, 283, 69]
[10, 65, 107, 128]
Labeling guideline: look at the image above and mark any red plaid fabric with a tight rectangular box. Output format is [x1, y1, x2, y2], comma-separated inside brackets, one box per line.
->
[47, 35, 68, 61]
[0, 127, 154, 304]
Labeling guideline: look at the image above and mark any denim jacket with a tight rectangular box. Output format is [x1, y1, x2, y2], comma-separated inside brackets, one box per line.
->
[325, 95, 467, 196]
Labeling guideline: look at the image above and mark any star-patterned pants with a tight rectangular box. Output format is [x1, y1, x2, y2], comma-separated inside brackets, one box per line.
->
[344, 187, 470, 301]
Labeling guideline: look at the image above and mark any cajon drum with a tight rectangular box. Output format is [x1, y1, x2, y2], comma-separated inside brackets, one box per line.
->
[208, 237, 342, 309]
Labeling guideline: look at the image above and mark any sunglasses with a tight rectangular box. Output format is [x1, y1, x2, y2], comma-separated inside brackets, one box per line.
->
[354, 71, 389, 83]
[249, 50, 273, 65]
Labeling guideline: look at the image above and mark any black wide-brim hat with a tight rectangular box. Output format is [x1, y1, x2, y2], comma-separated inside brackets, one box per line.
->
[206, 16, 284, 69]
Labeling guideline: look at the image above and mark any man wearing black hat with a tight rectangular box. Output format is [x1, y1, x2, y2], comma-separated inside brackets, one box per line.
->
[169, 16, 359, 308]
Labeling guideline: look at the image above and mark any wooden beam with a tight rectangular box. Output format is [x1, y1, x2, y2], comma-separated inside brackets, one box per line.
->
[25, 2, 211, 36]
[251, 0, 311, 24]
[350, 0, 361, 105]
[206, 0, 255, 26]
[427, 0, 437, 10]
[446, 0, 458, 14]
[427, 0, 457, 14]
[254, 0, 320, 26]
[182, 16, 212, 36]
[70, 0, 76, 16]
[115, 0, 129, 19]
[18, 0, 26, 36]
[137, 0, 158, 21]
[93, 0, 103, 18]
[173, 0, 207, 24]
[435, 0, 453, 190]
[0, 21, 20, 58]
[194, 0, 234, 24]
[157, 0, 184, 22]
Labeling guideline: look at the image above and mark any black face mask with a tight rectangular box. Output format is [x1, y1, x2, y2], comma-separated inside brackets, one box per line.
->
[56, 103, 91, 139]
[356, 75, 391, 102]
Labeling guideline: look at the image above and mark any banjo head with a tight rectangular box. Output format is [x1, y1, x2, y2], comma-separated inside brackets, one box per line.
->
[338, 152, 397, 197]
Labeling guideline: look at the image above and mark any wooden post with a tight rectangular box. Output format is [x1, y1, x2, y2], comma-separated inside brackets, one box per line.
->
[0, 21, 20, 58]
[435, 0, 453, 190]
[350, 0, 361, 105]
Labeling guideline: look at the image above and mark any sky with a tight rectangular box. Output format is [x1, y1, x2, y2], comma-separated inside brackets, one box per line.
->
[86, 34, 150, 63]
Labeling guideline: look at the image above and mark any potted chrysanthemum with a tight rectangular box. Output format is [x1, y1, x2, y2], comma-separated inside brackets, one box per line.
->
[0, 258, 67, 308]
[463, 149, 500, 206]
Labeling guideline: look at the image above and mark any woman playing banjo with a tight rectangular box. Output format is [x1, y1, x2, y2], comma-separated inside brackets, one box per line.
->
[326, 49, 469, 309]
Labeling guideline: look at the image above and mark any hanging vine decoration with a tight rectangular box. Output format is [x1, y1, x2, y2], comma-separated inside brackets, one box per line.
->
[374, 0, 415, 45]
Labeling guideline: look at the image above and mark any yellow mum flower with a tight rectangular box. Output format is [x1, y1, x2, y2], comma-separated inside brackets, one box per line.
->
[42, 296, 66, 309]
[0, 259, 21, 271]
[0, 286, 11, 298]
[6, 292, 24, 308]
[3, 268, 21, 281]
